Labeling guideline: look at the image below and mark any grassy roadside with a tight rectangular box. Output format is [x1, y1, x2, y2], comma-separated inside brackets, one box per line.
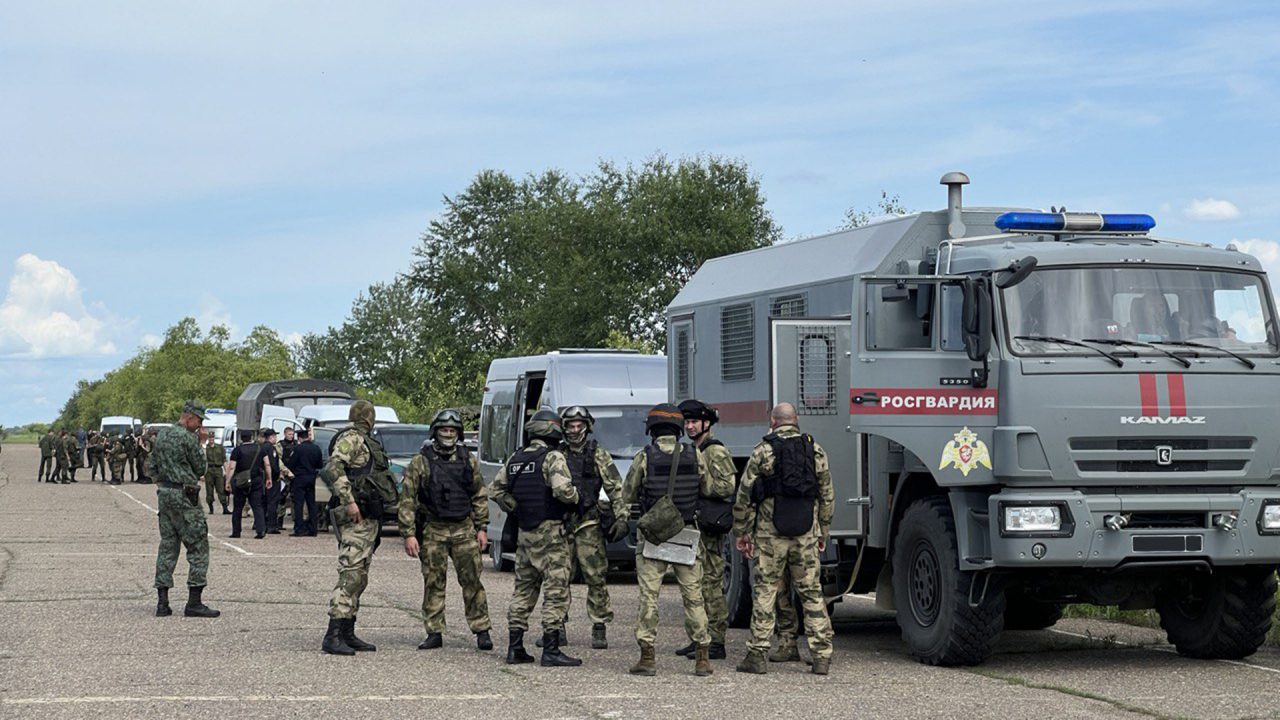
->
[1, 434, 39, 444]
[1064, 596, 1280, 646]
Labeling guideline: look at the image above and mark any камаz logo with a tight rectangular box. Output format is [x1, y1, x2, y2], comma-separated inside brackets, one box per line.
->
[1120, 415, 1206, 425]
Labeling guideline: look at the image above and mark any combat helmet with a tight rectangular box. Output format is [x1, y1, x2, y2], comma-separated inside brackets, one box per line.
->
[678, 399, 719, 425]
[560, 406, 594, 445]
[645, 403, 684, 437]
[525, 409, 564, 443]
[429, 409, 465, 440]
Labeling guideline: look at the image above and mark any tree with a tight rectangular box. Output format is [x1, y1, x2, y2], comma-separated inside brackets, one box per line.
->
[844, 190, 912, 229]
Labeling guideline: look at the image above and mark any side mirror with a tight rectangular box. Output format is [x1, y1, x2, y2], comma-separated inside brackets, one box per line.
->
[962, 277, 992, 363]
[995, 256, 1038, 289]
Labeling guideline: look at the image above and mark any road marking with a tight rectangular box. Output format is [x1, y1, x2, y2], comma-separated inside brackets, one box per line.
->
[109, 484, 254, 557]
[1049, 628, 1280, 675]
[3, 693, 505, 705]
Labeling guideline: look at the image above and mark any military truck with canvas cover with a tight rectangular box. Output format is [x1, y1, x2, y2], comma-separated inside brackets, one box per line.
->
[667, 172, 1280, 665]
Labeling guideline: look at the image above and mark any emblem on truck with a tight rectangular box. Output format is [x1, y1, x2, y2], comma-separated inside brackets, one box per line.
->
[939, 427, 992, 476]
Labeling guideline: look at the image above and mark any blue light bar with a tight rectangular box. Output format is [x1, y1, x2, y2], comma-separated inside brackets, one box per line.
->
[995, 212, 1156, 234]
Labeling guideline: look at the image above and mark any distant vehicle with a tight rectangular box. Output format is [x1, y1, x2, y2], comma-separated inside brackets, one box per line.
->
[142, 422, 172, 435]
[297, 404, 399, 429]
[99, 416, 142, 435]
[479, 349, 667, 571]
[312, 423, 429, 531]
[236, 378, 356, 436]
[200, 408, 236, 447]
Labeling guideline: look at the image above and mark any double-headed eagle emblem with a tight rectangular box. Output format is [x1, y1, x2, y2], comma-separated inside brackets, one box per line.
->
[939, 427, 992, 476]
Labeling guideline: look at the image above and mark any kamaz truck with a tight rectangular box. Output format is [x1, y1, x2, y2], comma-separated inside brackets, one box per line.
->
[666, 172, 1280, 665]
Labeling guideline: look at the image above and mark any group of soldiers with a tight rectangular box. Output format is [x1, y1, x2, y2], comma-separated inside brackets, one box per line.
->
[36, 427, 154, 484]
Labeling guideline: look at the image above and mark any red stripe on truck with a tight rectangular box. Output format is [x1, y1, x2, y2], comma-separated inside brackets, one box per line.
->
[1167, 374, 1187, 417]
[1138, 374, 1158, 417]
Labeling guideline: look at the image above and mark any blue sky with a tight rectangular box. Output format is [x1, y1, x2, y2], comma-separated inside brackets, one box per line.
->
[3, 0, 1279, 426]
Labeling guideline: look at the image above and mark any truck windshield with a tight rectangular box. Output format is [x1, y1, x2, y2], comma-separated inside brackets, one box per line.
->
[375, 428, 431, 458]
[589, 406, 652, 458]
[1004, 266, 1277, 357]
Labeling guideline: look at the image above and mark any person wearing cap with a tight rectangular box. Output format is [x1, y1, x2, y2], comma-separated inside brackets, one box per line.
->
[619, 403, 715, 678]
[151, 400, 220, 618]
[286, 428, 323, 535]
[490, 409, 582, 668]
[260, 428, 285, 534]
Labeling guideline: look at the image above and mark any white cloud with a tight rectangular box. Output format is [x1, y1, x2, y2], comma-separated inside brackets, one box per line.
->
[284, 331, 304, 347]
[0, 254, 119, 358]
[140, 333, 162, 348]
[1232, 238, 1280, 279]
[1184, 198, 1241, 221]
[195, 293, 238, 338]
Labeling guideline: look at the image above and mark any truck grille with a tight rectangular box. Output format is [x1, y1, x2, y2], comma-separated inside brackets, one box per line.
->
[1069, 436, 1254, 475]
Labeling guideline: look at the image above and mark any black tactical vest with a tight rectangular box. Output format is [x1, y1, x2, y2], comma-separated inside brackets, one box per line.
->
[279, 438, 297, 465]
[751, 433, 819, 537]
[509, 446, 572, 530]
[642, 442, 701, 524]
[419, 444, 473, 522]
[563, 439, 602, 513]
[694, 437, 735, 533]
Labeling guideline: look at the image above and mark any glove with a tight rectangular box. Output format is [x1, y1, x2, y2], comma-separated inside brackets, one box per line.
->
[607, 515, 630, 543]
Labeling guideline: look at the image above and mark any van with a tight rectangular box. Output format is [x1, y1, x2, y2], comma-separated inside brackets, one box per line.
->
[297, 404, 400, 429]
[99, 416, 142, 435]
[479, 350, 667, 571]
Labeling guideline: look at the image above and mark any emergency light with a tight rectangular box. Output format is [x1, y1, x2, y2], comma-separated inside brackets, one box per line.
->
[995, 212, 1156, 234]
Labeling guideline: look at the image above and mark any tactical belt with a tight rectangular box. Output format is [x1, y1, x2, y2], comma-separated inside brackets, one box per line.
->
[157, 480, 185, 490]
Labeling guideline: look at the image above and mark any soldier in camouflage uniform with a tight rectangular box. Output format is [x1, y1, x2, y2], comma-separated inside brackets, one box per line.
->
[673, 400, 737, 661]
[490, 409, 582, 667]
[621, 404, 716, 677]
[732, 402, 835, 676]
[37, 429, 55, 482]
[88, 431, 106, 481]
[203, 431, 229, 515]
[108, 432, 127, 484]
[550, 406, 628, 651]
[123, 430, 137, 482]
[399, 409, 493, 651]
[137, 429, 155, 484]
[151, 401, 220, 618]
[54, 430, 73, 483]
[322, 400, 400, 656]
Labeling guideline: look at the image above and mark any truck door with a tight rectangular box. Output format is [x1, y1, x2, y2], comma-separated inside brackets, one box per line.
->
[770, 318, 862, 536]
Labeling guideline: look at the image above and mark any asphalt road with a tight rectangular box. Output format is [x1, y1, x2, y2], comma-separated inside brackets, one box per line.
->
[3, 442, 1280, 720]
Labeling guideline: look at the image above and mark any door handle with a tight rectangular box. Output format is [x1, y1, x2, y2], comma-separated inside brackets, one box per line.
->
[853, 392, 880, 405]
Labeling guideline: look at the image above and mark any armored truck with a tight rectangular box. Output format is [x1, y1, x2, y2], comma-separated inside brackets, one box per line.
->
[667, 172, 1280, 665]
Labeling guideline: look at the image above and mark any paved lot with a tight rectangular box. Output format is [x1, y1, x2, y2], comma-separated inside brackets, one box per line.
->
[3, 443, 1280, 720]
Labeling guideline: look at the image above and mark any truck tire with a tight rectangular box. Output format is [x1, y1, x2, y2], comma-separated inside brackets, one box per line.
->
[1004, 588, 1064, 631]
[490, 524, 515, 572]
[724, 540, 754, 629]
[892, 496, 1005, 666]
[1156, 566, 1276, 659]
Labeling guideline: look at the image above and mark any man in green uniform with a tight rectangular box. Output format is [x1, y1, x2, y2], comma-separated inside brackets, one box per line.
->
[733, 402, 835, 676]
[490, 409, 582, 667]
[108, 432, 127, 484]
[37, 429, 54, 482]
[321, 400, 400, 656]
[674, 399, 737, 661]
[399, 409, 493, 651]
[620, 403, 715, 678]
[203, 430, 229, 515]
[137, 429, 155, 484]
[123, 430, 137, 482]
[55, 430, 74, 483]
[88, 431, 107, 481]
[151, 401, 220, 619]
[554, 406, 627, 650]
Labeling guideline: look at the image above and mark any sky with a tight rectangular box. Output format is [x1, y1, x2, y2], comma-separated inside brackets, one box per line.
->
[3, 0, 1280, 426]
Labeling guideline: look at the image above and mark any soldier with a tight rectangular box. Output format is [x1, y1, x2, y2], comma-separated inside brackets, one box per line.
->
[123, 430, 137, 482]
[275, 427, 297, 531]
[620, 403, 714, 678]
[261, 429, 285, 534]
[732, 402, 835, 676]
[54, 430, 73, 483]
[398, 409, 493, 651]
[66, 430, 82, 482]
[674, 400, 736, 661]
[553, 406, 627, 650]
[88, 431, 107, 481]
[108, 432, 127, 484]
[490, 409, 582, 667]
[37, 429, 54, 482]
[203, 431, 229, 515]
[151, 401, 220, 619]
[321, 400, 400, 656]
[136, 429, 154, 484]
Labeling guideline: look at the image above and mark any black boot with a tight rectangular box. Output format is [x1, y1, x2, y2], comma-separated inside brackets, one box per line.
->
[476, 630, 493, 651]
[540, 630, 582, 667]
[322, 617, 355, 656]
[535, 627, 568, 648]
[156, 587, 172, 617]
[184, 586, 220, 618]
[417, 632, 442, 650]
[343, 616, 376, 651]
[591, 623, 607, 650]
[506, 629, 534, 664]
[222, 503, 231, 515]
[708, 641, 727, 660]
[675, 641, 697, 657]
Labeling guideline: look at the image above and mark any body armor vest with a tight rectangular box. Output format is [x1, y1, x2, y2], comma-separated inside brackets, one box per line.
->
[563, 440, 602, 513]
[509, 446, 573, 530]
[642, 442, 701, 524]
[419, 444, 473, 522]
[751, 433, 819, 537]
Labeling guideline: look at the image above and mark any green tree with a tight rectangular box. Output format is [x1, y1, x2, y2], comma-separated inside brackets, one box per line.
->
[844, 190, 912, 229]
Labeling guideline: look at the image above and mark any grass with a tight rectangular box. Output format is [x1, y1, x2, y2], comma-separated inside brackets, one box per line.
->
[1, 434, 39, 444]
[1064, 591, 1280, 647]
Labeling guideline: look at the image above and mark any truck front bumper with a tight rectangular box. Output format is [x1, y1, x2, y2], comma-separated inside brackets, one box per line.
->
[987, 488, 1280, 568]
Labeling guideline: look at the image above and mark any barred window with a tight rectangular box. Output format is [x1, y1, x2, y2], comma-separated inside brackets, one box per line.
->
[720, 303, 755, 382]
[770, 293, 808, 318]
[674, 324, 691, 398]
[798, 330, 836, 415]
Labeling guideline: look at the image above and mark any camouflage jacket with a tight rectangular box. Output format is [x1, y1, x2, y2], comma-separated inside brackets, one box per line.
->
[397, 445, 489, 537]
[562, 440, 625, 529]
[204, 443, 227, 474]
[325, 428, 377, 508]
[489, 439, 578, 514]
[38, 434, 54, 458]
[619, 435, 713, 507]
[699, 431, 737, 501]
[732, 424, 834, 540]
[147, 425, 205, 487]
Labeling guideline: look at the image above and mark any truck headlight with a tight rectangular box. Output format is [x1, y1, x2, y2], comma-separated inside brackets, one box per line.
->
[1004, 506, 1062, 533]
[1261, 504, 1280, 532]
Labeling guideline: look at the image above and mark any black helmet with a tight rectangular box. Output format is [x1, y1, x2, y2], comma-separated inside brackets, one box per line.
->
[525, 409, 564, 442]
[560, 406, 594, 432]
[645, 403, 684, 437]
[678, 399, 718, 424]
[430, 408, 465, 437]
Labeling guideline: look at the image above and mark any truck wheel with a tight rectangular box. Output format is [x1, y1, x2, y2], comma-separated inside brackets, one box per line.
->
[724, 540, 754, 629]
[1156, 567, 1276, 659]
[892, 496, 1005, 666]
[1003, 591, 1064, 631]
[490, 528, 514, 572]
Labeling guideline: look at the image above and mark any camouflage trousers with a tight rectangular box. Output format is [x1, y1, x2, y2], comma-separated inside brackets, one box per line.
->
[89, 454, 105, 480]
[507, 520, 571, 634]
[567, 521, 613, 624]
[154, 487, 210, 589]
[204, 471, 228, 507]
[55, 457, 69, 481]
[748, 530, 832, 659]
[699, 531, 729, 643]
[775, 572, 799, 645]
[634, 538, 710, 646]
[328, 517, 381, 620]
[109, 460, 124, 482]
[419, 520, 491, 634]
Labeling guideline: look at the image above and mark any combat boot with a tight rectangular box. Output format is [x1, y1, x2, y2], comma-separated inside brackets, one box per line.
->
[184, 586, 220, 618]
[322, 618, 355, 656]
[694, 644, 713, 677]
[535, 627, 568, 648]
[629, 641, 657, 676]
[417, 633, 442, 650]
[155, 587, 172, 617]
[476, 630, 493, 651]
[506, 629, 534, 664]
[769, 642, 800, 662]
[736, 649, 768, 674]
[540, 631, 582, 667]
[344, 616, 376, 651]
[811, 657, 831, 675]
[591, 623, 607, 649]
[674, 641, 696, 657]
[222, 502, 231, 515]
